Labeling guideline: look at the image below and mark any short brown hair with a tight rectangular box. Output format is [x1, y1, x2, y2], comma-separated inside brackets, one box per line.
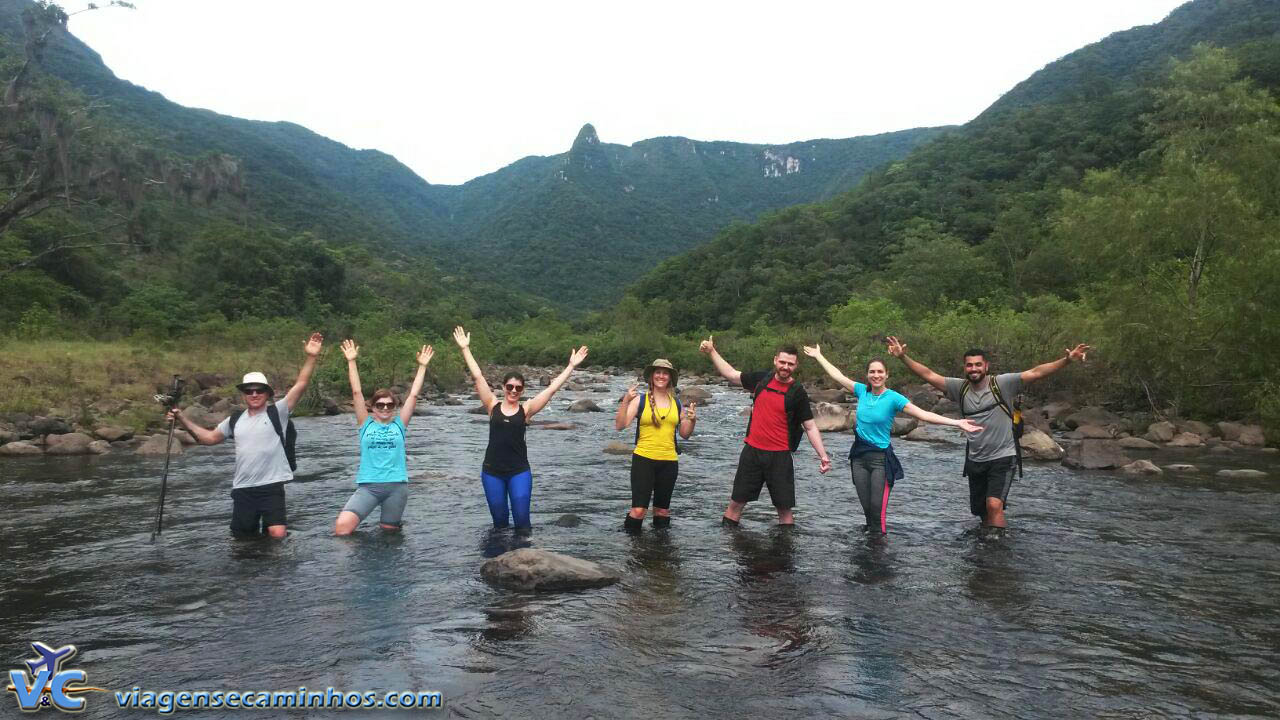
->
[370, 389, 398, 406]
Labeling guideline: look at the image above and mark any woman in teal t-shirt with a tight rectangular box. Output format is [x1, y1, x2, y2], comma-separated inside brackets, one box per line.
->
[334, 339, 434, 535]
[804, 345, 982, 534]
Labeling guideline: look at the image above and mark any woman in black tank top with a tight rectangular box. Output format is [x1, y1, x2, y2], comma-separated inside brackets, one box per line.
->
[454, 326, 588, 529]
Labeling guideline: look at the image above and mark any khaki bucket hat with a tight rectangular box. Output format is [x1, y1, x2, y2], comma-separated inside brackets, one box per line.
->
[643, 358, 678, 386]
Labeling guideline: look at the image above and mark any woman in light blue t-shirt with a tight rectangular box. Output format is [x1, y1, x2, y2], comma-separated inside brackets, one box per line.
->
[334, 339, 434, 535]
[804, 345, 982, 534]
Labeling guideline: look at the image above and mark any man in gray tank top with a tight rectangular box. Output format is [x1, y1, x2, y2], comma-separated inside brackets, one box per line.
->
[886, 337, 1090, 528]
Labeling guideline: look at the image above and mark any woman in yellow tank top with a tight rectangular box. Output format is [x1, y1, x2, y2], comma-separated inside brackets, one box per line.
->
[614, 359, 697, 530]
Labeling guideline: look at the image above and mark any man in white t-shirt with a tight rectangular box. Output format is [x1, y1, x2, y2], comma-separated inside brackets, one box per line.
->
[169, 333, 323, 537]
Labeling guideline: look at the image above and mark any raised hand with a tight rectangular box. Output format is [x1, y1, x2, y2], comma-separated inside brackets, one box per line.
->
[341, 339, 359, 361]
[886, 336, 906, 358]
[699, 334, 715, 355]
[568, 346, 589, 367]
[417, 344, 435, 366]
[623, 384, 639, 403]
[1066, 343, 1091, 363]
[802, 344, 822, 358]
[303, 332, 324, 356]
[957, 419, 983, 434]
[682, 400, 697, 422]
[452, 326, 470, 349]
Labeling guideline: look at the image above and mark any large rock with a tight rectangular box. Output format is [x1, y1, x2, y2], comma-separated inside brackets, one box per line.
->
[174, 430, 197, 446]
[890, 416, 918, 437]
[192, 372, 227, 390]
[808, 387, 849, 404]
[932, 398, 960, 416]
[678, 386, 714, 405]
[1121, 460, 1163, 476]
[480, 549, 621, 591]
[45, 433, 97, 455]
[568, 399, 603, 413]
[1145, 421, 1177, 443]
[1063, 440, 1128, 469]
[1215, 422, 1250, 442]
[136, 435, 184, 457]
[903, 426, 948, 443]
[1166, 432, 1203, 448]
[0, 441, 42, 455]
[1215, 469, 1268, 479]
[812, 402, 851, 432]
[94, 426, 132, 442]
[1177, 420, 1214, 438]
[603, 441, 632, 455]
[1065, 406, 1122, 430]
[1075, 424, 1114, 439]
[1163, 463, 1199, 473]
[0, 428, 18, 444]
[1237, 425, 1266, 447]
[1117, 436, 1160, 450]
[1040, 401, 1074, 424]
[28, 417, 72, 436]
[179, 405, 219, 428]
[903, 384, 939, 411]
[1020, 428, 1065, 461]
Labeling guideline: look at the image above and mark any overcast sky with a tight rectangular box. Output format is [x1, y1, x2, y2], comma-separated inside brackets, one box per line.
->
[68, 0, 1189, 185]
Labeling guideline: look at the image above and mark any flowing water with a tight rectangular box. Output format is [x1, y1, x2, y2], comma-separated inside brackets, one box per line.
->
[2, 379, 1279, 719]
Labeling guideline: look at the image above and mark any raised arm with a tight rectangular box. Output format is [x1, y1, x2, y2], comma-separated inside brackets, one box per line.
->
[901, 403, 983, 433]
[801, 419, 832, 474]
[284, 332, 324, 411]
[342, 339, 367, 425]
[400, 344, 434, 426]
[886, 336, 946, 392]
[1020, 344, 1091, 384]
[525, 346, 588, 419]
[614, 385, 641, 431]
[699, 335, 742, 387]
[679, 400, 697, 439]
[167, 408, 225, 446]
[802, 345, 856, 393]
[453, 326, 497, 412]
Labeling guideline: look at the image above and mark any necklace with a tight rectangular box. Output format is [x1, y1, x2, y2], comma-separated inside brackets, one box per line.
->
[651, 394, 672, 421]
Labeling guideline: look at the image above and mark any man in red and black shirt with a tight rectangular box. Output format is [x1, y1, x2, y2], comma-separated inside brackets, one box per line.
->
[700, 336, 831, 526]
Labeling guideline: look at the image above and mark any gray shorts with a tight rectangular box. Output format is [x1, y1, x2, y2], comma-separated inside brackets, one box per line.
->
[342, 482, 409, 527]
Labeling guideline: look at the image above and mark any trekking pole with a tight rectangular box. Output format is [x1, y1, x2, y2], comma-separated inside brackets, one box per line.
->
[150, 375, 185, 543]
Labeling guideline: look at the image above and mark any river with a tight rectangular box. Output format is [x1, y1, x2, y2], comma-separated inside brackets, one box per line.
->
[2, 378, 1278, 718]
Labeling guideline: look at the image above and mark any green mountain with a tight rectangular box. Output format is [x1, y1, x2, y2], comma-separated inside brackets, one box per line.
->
[0, 0, 946, 317]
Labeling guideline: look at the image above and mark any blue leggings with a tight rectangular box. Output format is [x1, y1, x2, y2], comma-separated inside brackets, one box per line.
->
[481, 469, 533, 528]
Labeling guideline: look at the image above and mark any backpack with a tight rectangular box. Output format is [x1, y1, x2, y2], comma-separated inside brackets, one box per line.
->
[960, 378, 1023, 477]
[228, 404, 298, 471]
[747, 372, 805, 452]
[634, 392, 682, 455]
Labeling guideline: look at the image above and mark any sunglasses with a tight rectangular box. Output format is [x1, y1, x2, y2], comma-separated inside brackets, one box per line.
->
[242, 388, 269, 396]
[504, 384, 524, 392]
[373, 402, 396, 410]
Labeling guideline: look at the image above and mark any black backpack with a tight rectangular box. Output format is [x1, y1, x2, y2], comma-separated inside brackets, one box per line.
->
[634, 392, 683, 455]
[228, 404, 298, 471]
[747, 372, 804, 452]
[960, 378, 1023, 477]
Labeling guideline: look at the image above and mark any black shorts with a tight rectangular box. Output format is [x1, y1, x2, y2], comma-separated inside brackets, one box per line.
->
[964, 456, 1016, 516]
[630, 454, 679, 509]
[732, 444, 796, 509]
[230, 482, 287, 536]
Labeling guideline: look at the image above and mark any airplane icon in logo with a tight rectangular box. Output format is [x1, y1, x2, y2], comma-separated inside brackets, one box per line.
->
[24, 642, 77, 678]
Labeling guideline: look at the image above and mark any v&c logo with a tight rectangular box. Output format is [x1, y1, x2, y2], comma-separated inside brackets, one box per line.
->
[6, 642, 106, 713]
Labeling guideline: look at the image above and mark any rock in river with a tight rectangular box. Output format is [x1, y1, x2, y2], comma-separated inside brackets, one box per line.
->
[480, 548, 621, 591]
[1062, 440, 1128, 470]
[1215, 469, 1268, 479]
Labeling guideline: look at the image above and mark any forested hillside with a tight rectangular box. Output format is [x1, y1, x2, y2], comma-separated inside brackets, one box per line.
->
[619, 0, 1280, 429]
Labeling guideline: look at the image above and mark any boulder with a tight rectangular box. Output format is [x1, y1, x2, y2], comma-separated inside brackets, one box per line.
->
[1040, 401, 1074, 424]
[1177, 420, 1214, 438]
[321, 397, 341, 416]
[1062, 440, 1128, 470]
[1121, 460, 1163, 476]
[45, 433, 96, 455]
[679, 387, 714, 404]
[534, 422, 576, 431]
[1215, 422, 1246, 442]
[932, 398, 959, 416]
[196, 392, 220, 409]
[1166, 432, 1203, 448]
[192, 373, 226, 390]
[0, 441, 42, 456]
[1065, 407, 1122, 430]
[1075, 424, 1114, 439]
[468, 406, 489, 415]
[1144, 421, 1177, 443]
[1020, 428, 1065, 461]
[808, 387, 849, 404]
[87, 440, 111, 455]
[179, 405, 219, 428]
[1163, 464, 1199, 473]
[603, 441, 632, 455]
[1237, 425, 1266, 447]
[94, 426, 132, 442]
[1215, 469, 1268, 479]
[0, 428, 17, 444]
[1117, 436, 1160, 450]
[136, 435, 184, 457]
[890, 416, 918, 436]
[568, 399, 603, 413]
[174, 430, 197, 446]
[551, 514, 582, 528]
[903, 384, 939, 411]
[28, 417, 72, 436]
[480, 548, 621, 591]
[812, 402, 852, 432]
